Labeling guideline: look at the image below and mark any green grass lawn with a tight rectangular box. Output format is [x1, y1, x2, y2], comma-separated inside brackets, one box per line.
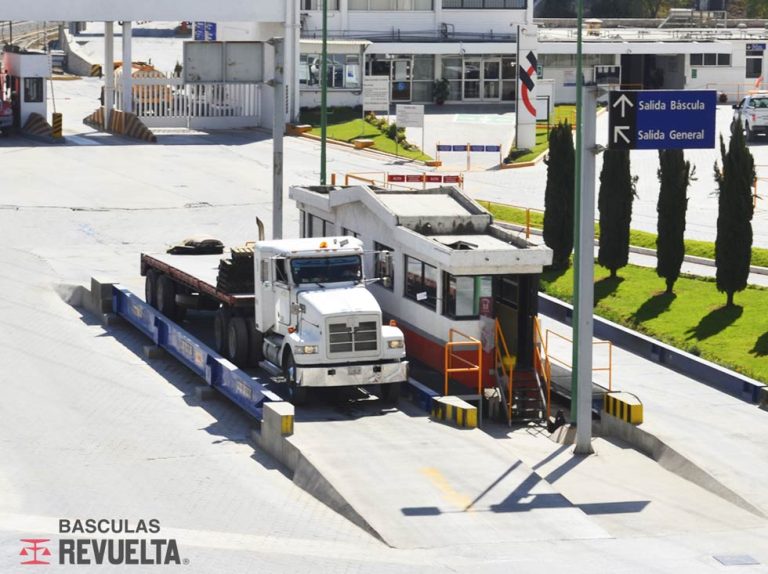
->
[301, 107, 431, 161]
[480, 200, 768, 268]
[541, 264, 768, 383]
[505, 105, 577, 164]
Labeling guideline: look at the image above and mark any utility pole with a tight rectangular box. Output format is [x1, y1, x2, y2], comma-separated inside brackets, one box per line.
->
[572, 0, 595, 455]
[320, 0, 328, 185]
[271, 38, 285, 240]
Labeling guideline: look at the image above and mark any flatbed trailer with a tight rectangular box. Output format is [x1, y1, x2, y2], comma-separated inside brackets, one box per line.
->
[141, 252, 255, 309]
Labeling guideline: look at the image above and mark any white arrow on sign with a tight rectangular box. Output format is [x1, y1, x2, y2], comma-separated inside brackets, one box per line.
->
[613, 126, 631, 144]
[612, 94, 634, 118]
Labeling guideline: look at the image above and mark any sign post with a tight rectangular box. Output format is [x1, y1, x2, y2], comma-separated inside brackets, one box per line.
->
[396, 104, 425, 156]
[608, 90, 717, 150]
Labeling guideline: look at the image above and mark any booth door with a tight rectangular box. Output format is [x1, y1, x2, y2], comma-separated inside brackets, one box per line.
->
[493, 274, 538, 370]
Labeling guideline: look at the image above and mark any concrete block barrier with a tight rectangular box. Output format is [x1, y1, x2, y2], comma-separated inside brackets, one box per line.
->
[431, 396, 477, 429]
[604, 391, 643, 425]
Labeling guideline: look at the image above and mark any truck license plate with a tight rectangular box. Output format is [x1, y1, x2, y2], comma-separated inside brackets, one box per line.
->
[347, 366, 362, 375]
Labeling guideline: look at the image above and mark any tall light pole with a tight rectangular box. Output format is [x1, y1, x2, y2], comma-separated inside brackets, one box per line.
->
[320, 0, 328, 185]
[572, 0, 595, 455]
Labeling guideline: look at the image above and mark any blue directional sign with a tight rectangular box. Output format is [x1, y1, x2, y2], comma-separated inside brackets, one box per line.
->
[608, 90, 716, 150]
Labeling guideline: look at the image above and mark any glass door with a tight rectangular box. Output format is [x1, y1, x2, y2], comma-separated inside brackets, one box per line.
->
[391, 59, 412, 102]
[463, 59, 481, 100]
[482, 60, 501, 100]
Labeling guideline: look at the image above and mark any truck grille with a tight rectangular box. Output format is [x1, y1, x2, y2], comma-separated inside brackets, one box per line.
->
[328, 320, 378, 354]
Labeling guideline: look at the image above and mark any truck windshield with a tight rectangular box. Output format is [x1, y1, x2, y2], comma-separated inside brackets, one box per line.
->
[290, 256, 362, 285]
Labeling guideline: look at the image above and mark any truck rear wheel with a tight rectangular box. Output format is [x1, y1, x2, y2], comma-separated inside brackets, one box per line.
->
[145, 270, 158, 307]
[157, 275, 185, 321]
[227, 316, 250, 366]
[283, 350, 308, 406]
[213, 308, 230, 355]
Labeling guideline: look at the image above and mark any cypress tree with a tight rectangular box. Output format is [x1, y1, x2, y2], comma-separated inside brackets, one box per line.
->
[656, 149, 693, 294]
[542, 122, 575, 269]
[598, 149, 637, 278]
[714, 119, 755, 307]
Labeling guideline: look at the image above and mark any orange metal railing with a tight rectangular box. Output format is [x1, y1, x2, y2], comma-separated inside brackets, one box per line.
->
[494, 319, 515, 422]
[533, 317, 552, 421]
[444, 328, 482, 397]
[477, 199, 545, 240]
[545, 329, 613, 391]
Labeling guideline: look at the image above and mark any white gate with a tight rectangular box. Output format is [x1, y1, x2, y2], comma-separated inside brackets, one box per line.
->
[114, 70, 262, 129]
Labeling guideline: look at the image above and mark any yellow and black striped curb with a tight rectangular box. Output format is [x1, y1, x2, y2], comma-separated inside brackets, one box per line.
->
[90, 64, 102, 77]
[82, 107, 157, 143]
[604, 391, 643, 425]
[51, 113, 63, 139]
[431, 396, 477, 429]
[22, 112, 54, 139]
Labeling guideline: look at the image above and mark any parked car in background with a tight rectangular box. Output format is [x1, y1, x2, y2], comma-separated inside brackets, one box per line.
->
[732, 91, 768, 141]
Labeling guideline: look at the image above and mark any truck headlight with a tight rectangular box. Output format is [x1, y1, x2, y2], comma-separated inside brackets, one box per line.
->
[295, 345, 319, 354]
[387, 339, 404, 349]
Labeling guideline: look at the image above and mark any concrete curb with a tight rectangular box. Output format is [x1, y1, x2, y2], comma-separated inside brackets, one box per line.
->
[539, 293, 766, 404]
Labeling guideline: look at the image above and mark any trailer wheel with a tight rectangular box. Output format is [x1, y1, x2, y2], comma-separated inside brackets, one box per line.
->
[380, 382, 401, 406]
[227, 316, 250, 366]
[213, 308, 231, 355]
[145, 270, 158, 308]
[283, 350, 308, 406]
[157, 275, 184, 321]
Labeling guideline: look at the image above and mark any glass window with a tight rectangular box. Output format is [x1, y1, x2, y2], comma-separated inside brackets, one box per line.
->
[404, 255, 437, 310]
[23, 78, 43, 103]
[413, 55, 434, 80]
[442, 57, 462, 80]
[290, 256, 362, 285]
[747, 50, 763, 79]
[704, 53, 716, 66]
[374, 242, 394, 290]
[308, 214, 330, 237]
[275, 258, 289, 283]
[718, 53, 731, 66]
[690, 53, 703, 66]
[341, 227, 359, 238]
[443, 274, 475, 318]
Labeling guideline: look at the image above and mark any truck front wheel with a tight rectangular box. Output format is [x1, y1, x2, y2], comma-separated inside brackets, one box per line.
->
[227, 316, 250, 366]
[283, 350, 308, 406]
[380, 382, 401, 406]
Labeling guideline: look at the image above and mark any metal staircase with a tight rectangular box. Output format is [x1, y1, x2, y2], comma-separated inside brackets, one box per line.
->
[494, 318, 551, 425]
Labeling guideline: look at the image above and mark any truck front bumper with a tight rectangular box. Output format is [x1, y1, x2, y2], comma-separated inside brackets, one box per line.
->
[296, 360, 408, 388]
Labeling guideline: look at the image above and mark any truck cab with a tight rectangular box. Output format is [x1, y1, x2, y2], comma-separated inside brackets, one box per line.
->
[252, 237, 407, 403]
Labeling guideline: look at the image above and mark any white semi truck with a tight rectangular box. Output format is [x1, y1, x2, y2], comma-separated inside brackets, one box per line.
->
[140, 232, 408, 404]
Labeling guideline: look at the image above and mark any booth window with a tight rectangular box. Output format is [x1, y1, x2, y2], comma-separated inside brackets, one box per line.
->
[374, 242, 394, 290]
[306, 213, 332, 237]
[24, 78, 43, 103]
[404, 255, 436, 310]
[443, 274, 476, 319]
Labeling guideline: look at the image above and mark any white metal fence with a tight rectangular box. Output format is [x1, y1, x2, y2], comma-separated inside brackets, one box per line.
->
[113, 71, 262, 129]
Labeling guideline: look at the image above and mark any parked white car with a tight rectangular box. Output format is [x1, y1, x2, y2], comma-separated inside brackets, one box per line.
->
[732, 92, 768, 141]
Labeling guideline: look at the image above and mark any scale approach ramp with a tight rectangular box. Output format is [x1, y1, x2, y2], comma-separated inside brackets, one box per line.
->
[281, 401, 609, 549]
